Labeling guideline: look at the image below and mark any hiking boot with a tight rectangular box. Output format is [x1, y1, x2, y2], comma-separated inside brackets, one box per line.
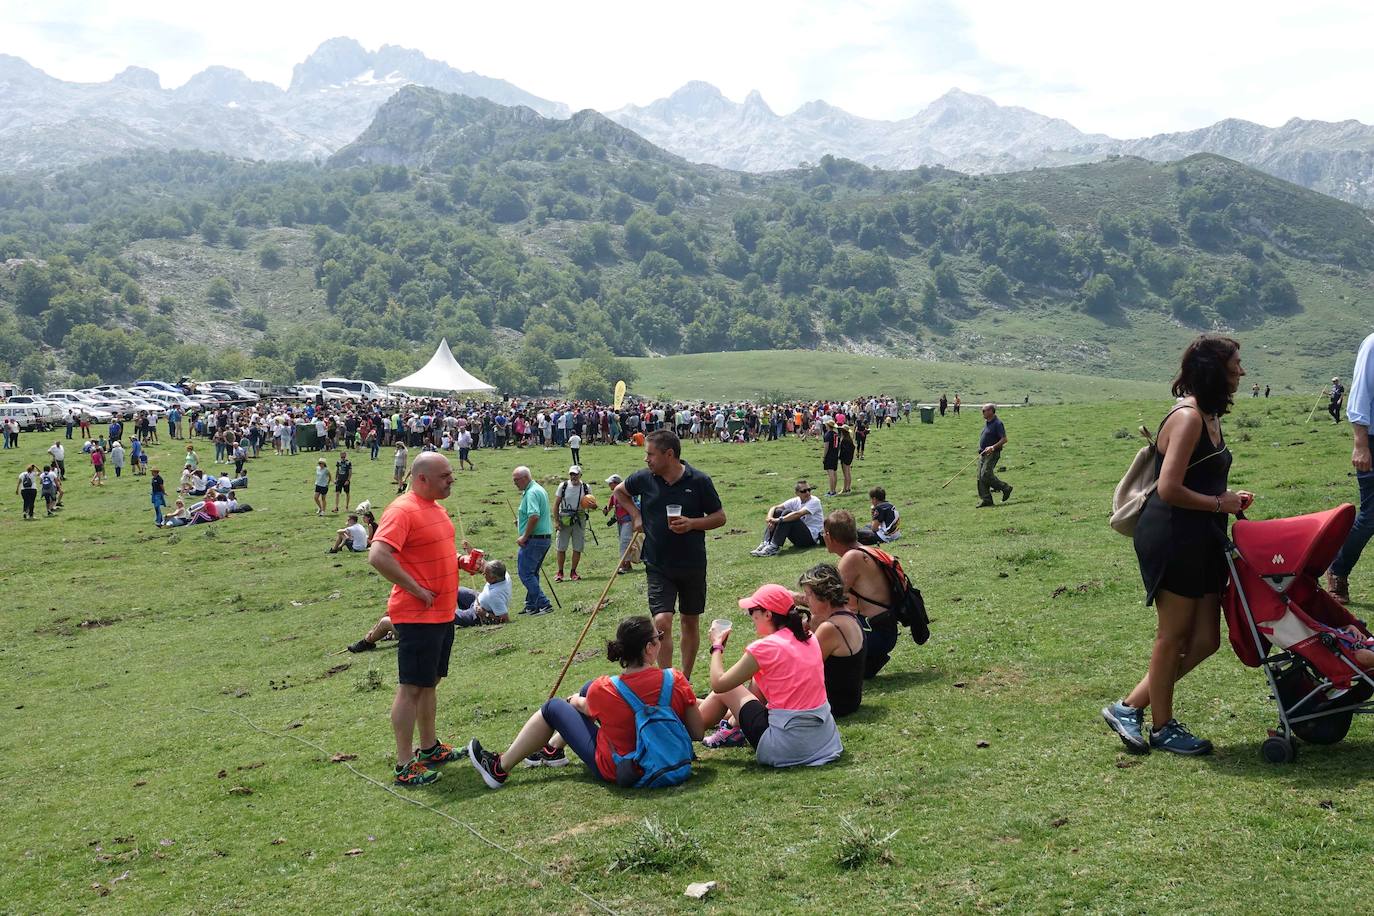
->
[703, 724, 747, 748]
[1002, 485, 1013, 503]
[1102, 700, 1149, 753]
[1149, 720, 1212, 756]
[1327, 571, 1351, 604]
[393, 759, 440, 787]
[468, 739, 508, 788]
[523, 744, 569, 768]
[347, 639, 376, 653]
[415, 741, 464, 766]
[975, 500, 995, 508]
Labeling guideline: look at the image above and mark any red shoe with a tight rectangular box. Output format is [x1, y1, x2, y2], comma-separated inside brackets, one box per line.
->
[554, 573, 564, 583]
[570, 572, 582, 581]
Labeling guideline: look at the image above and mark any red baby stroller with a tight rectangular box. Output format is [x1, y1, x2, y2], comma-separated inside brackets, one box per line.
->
[1222, 503, 1373, 763]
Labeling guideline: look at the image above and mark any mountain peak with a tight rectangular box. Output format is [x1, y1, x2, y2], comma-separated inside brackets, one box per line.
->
[111, 66, 161, 91]
[176, 66, 282, 103]
[742, 89, 775, 118]
[290, 37, 372, 92]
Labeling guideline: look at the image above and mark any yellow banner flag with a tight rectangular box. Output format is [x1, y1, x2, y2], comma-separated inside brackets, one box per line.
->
[613, 380, 627, 410]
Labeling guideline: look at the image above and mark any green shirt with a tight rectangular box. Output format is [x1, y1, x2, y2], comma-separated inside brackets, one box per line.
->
[518, 482, 553, 536]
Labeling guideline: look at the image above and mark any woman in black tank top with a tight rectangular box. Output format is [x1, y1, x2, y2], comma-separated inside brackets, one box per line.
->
[1103, 336, 1254, 758]
[799, 563, 866, 717]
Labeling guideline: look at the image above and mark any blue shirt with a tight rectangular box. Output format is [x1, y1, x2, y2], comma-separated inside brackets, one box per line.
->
[1348, 331, 1374, 429]
[979, 417, 1006, 452]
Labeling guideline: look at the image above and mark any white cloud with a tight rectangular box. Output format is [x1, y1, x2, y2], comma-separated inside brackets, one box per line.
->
[2, 0, 1373, 137]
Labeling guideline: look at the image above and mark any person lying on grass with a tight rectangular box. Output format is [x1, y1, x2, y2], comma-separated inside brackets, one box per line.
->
[347, 549, 502, 652]
[468, 616, 705, 787]
[696, 584, 842, 767]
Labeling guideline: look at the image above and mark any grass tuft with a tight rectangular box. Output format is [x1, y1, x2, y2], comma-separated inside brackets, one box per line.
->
[606, 817, 705, 874]
[836, 817, 899, 870]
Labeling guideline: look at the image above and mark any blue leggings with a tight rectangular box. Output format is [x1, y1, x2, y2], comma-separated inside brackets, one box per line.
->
[539, 680, 610, 782]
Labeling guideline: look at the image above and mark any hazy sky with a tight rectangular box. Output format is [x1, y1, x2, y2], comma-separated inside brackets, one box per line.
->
[4, 0, 1371, 137]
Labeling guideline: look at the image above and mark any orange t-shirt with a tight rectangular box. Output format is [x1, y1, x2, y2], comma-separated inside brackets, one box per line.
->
[631, 432, 645, 446]
[584, 667, 697, 781]
[372, 492, 458, 624]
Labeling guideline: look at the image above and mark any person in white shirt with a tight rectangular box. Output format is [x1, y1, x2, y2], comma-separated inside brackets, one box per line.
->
[1328, 330, 1374, 603]
[751, 480, 825, 557]
[47, 441, 66, 478]
[457, 560, 513, 626]
[329, 514, 371, 553]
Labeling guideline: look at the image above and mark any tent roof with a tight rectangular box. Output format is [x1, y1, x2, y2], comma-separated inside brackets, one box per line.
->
[388, 339, 494, 393]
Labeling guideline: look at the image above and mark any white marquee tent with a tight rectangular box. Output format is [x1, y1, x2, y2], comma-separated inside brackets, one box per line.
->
[388, 339, 494, 393]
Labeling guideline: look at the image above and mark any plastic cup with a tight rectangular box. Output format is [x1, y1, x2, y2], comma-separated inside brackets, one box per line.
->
[710, 618, 732, 636]
[666, 504, 683, 518]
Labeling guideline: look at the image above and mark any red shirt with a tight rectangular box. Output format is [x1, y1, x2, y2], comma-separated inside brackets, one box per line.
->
[372, 492, 457, 624]
[584, 667, 697, 781]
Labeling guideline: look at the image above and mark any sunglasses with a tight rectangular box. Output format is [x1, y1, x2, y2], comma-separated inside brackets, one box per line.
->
[796, 487, 812, 493]
[649, 629, 666, 642]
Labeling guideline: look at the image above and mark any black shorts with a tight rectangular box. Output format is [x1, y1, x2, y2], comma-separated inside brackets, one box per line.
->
[394, 621, 455, 687]
[738, 699, 769, 748]
[335, 478, 350, 493]
[315, 485, 328, 495]
[822, 453, 839, 471]
[645, 564, 708, 616]
[861, 612, 899, 680]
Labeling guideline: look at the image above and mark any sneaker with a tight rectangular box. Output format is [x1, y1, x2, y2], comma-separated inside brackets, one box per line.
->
[393, 759, 440, 787]
[975, 500, 995, 508]
[755, 543, 780, 557]
[570, 572, 582, 581]
[1327, 571, 1351, 604]
[523, 744, 569, 768]
[529, 603, 555, 617]
[1149, 719, 1212, 756]
[346, 639, 376, 653]
[415, 741, 464, 766]
[1002, 485, 1013, 503]
[703, 724, 748, 748]
[825, 491, 837, 497]
[1102, 700, 1148, 753]
[468, 739, 508, 788]
[554, 573, 564, 583]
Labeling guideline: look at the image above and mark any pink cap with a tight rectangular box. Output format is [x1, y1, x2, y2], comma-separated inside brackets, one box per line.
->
[738, 583, 796, 615]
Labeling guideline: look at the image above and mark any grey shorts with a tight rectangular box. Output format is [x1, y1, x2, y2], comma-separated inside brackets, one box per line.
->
[556, 518, 585, 552]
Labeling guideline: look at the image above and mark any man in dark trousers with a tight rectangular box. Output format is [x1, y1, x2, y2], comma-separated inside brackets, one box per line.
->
[614, 429, 725, 680]
[1330, 376, 1346, 424]
[976, 403, 1012, 508]
[1328, 334, 1374, 603]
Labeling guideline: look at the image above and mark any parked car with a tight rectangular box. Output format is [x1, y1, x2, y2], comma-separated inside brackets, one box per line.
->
[0, 404, 50, 430]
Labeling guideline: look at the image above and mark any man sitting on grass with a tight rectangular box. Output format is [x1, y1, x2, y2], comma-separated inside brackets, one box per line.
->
[751, 480, 824, 557]
[348, 550, 504, 652]
[857, 486, 901, 545]
[329, 513, 371, 553]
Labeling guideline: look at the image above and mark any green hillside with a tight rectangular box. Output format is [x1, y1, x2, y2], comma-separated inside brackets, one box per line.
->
[0, 85, 1370, 393]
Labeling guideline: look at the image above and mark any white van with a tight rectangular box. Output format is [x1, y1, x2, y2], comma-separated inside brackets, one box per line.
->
[318, 377, 384, 401]
[0, 404, 49, 430]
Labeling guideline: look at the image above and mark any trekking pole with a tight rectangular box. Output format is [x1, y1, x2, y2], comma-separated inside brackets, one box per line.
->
[940, 453, 981, 489]
[505, 498, 562, 608]
[548, 532, 641, 699]
[1306, 385, 1328, 423]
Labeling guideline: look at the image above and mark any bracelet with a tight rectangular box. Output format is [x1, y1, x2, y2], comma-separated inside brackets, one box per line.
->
[710, 644, 724, 654]
[1215, 494, 1223, 513]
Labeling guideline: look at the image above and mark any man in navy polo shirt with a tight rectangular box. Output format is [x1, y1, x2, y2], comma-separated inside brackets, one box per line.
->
[975, 404, 1013, 508]
[614, 429, 726, 680]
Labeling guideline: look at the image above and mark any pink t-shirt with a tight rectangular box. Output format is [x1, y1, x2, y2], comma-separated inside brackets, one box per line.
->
[745, 629, 828, 710]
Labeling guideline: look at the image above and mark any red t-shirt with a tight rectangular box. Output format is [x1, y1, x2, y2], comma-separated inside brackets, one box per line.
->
[372, 492, 458, 624]
[584, 667, 697, 781]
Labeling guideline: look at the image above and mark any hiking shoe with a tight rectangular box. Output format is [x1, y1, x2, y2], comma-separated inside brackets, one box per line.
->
[1002, 485, 1013, 503]
[570, 572, 582, 581]
[1327, 571, 1351, 604]
[523, 744, 569, 768]
[1102, 700, 1148, 753]
[468, 739, 508, 788]
[347, 639, 375, 653]
[703, 724, 747, 748]
[415, 741, 464, 766]
[754, 543, 780, 557]
[1149, 720, 1212, 756]
[393, 759, 440, 787]
[975, 500, 995, 508]
[529, 603, 555, 617]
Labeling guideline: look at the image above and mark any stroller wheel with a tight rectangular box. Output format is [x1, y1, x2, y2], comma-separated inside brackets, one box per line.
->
[1261, 735, 1297, 765]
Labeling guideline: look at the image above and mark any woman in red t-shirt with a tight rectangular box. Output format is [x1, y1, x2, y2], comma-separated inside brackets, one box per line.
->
[468, 617, 704, 788]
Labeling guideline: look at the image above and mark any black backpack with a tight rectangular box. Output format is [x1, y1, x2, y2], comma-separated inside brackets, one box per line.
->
[857, 547, 930, 645]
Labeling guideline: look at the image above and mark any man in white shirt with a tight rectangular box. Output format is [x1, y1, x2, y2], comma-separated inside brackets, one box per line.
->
[1328, 331, 1374, 603]
[47, 441, 66, 479]
[751, 480, 824, 557]
[456, 560, 513, 626]
[329, 513, 370, 553]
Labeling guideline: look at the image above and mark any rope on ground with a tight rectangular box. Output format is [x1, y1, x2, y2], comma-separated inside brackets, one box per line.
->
[189, 704, 617, 916]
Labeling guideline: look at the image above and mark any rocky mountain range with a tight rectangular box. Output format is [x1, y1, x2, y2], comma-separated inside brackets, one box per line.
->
[5, 38, 1374, 208]
[0, 37, 566, 172]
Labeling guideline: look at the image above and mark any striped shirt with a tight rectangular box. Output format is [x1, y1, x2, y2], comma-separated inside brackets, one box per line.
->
[373, 492, 457, 624]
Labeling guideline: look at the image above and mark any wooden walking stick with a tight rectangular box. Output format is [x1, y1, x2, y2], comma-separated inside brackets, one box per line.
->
[941, 452, 982, 489]
[548, 532, 641, 699]
[506, 497, 561, 608]
[1306, 384, 1329, 423]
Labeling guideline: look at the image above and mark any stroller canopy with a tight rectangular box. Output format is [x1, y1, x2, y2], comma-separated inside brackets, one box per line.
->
[1232, 504, 1356, 579]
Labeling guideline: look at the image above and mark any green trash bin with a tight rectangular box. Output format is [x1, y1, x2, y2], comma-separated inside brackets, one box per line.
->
[919, 406, 935, 424]
[297, 425, 320, 451]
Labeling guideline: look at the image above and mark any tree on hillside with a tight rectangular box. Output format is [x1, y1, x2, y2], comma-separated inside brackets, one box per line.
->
[226, 226, 249, 249]
[206, 277, 235, 310]
[568, 361, 611, 402]
[259, 245, 283, 269]
[978, 265, 1010, 301]
[1080, 274, 1117, 315]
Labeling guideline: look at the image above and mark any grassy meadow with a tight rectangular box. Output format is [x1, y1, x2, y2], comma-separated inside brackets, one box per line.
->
[2, 391, 1370, 914]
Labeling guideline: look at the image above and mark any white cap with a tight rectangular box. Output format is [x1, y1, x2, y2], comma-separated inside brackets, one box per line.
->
[605, 473, 622, 485]
[568, 465, 582, 475]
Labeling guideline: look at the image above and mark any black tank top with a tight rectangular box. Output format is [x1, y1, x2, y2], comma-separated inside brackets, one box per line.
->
[1152, 404, 1231, 498]
[823, 611, 866, 717]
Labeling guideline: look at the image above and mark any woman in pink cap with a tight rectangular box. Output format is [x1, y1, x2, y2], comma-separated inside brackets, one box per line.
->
[697, 583, 842, 767]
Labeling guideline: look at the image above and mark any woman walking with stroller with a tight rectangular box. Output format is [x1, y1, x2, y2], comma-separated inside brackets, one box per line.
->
[1103, 334, 1254, 756]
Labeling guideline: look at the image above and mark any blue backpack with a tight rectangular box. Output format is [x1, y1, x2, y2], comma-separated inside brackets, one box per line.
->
[610, 669, 694, 788]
